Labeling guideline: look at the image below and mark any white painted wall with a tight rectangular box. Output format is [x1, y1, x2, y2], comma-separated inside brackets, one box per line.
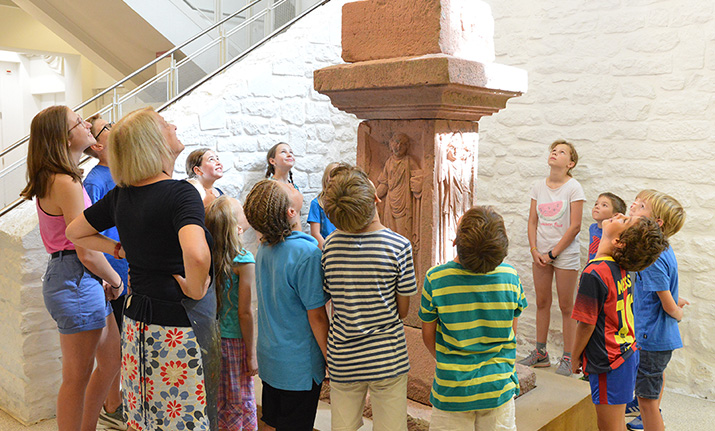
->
[164, 0, 358, 236]
[477, 0, 715, 399]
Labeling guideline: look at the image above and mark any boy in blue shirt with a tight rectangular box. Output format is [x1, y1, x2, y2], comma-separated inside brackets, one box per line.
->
[243, 179, 330, 431]
[588, 192, 626, 262]
[85, 114, 128, 429]
[626, 190, 689, 431]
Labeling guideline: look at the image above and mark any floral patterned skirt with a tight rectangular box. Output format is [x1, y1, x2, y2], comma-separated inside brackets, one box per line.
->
[121, 316, 210, 431]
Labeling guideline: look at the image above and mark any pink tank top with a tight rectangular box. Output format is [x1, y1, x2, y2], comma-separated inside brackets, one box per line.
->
[37, 187, 92, 254]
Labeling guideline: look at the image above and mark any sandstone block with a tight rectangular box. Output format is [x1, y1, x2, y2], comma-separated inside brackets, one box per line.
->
[342, 0, 495, 64]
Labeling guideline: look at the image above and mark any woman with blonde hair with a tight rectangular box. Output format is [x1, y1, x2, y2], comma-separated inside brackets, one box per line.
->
[67, 107, 218, 431]
[21, 105, 123, 431]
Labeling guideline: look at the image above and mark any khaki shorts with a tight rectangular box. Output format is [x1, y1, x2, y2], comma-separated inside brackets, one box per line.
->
[429, 398, 516, 431]
[330, 374, 408, 431]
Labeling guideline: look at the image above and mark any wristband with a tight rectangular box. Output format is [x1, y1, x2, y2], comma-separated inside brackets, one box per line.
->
[548, 250, 558, 260]
[111, 280, 123, 290]
[114, 242, 123, 260]
[530, 246, 537, 252]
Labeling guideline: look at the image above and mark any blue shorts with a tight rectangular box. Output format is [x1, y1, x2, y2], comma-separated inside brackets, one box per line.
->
[42, 252, 112, 335]
[589, 350, 639, 405]
[635, 350, 672, 400]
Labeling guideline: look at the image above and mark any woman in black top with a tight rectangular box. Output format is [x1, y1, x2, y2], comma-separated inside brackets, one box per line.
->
[67, 107, 218, 431]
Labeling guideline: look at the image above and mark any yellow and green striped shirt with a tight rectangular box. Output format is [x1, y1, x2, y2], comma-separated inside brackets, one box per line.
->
[419, 261, 527, 411]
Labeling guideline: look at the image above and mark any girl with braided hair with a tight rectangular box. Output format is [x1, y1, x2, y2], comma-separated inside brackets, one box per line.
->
[243, 179, 329, 431]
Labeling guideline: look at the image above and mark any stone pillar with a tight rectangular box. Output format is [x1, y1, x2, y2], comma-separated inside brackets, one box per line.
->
[314, 0, 530, 409]
[315, 0, 527, 324]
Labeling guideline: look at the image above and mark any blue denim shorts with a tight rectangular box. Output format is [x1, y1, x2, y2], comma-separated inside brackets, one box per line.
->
[42, 252, 112, 335]
[635, 350, 672, 400]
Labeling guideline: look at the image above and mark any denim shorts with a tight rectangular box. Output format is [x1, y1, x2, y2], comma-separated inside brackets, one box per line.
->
[42, 252, 112, 335]
[635, 350, 673, 400]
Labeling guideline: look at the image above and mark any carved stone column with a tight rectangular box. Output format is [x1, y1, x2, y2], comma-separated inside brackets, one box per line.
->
[315, 0, 527, 325]
[314, 0, 530, 410]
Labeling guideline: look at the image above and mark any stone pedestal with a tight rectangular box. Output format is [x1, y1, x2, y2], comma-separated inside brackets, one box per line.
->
[314, 0, 530, 411]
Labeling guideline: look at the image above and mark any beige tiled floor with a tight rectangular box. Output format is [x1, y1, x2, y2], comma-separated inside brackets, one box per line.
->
[1, 388, 712, 430]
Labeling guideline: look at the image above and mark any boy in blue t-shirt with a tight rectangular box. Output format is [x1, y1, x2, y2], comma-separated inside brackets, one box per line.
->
[626, 190, 689, 431]
[420, 206, 527, 431]
[588, 192, 626, 262]
[243, 179, 329, 431]
[85, 114, 128, 429]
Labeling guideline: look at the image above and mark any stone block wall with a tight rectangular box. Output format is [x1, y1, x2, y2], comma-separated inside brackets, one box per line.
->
[0, 202, 61, 423]
[477, 0, 715, 399]
[164, 0, 359, 234]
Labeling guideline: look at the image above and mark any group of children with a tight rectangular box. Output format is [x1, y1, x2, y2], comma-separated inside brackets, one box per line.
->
[80, 132, 685, 431]
[518, 139, 687, 431]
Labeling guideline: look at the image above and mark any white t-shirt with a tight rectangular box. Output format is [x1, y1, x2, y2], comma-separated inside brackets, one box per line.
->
[530, 177, 586, 256]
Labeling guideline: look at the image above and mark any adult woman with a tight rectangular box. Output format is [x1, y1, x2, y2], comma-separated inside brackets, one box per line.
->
[20, 106, 122, 431]
[186, 147, 224, 206]
[67, 107, 218, 431]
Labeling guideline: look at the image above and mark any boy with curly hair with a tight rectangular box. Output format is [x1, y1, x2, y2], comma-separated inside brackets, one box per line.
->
[419, 206, 527, 431]
[243, 179, 329, 431]
[571, 214, 668, 431]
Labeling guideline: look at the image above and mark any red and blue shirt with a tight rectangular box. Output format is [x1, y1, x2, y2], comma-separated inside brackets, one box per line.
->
[572, 257, 636, 375]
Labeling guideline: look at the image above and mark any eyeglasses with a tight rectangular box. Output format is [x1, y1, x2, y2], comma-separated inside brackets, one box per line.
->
[94, 122, 114, 140]
[67, 116, 85, 134]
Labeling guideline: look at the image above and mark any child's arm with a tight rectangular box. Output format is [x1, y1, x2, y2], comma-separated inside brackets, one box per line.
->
[528, 199, 549, 266]
[309, 222, 326, 250]
[307, 305, 329, 361]
[396, 293, 410, 319]
[571, 321, 596, 374]
[656, 291, 689, 322]
[421, 320, 437, 359]
[550, 200, 584, 257]
[234, 262, 258, 375]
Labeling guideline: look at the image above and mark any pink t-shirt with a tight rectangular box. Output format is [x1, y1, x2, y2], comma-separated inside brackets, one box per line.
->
[37, 187, 92, 254]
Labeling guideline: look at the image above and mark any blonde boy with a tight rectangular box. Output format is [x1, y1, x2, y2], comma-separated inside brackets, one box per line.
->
[625, 190, 688, 431]
[321, 165, 417, 431]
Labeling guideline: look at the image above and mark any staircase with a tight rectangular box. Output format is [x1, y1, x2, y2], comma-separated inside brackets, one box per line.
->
[0, 0, 330, 217]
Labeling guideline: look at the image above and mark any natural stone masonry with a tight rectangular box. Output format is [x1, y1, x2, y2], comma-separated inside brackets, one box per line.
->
[476, 0, 715, 400]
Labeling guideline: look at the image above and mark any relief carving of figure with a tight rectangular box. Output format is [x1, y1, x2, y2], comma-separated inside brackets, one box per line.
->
[437, 134, 475, 262]
[376, 133, 423, 248]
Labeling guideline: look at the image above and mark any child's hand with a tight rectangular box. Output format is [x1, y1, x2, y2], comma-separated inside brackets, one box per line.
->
[678, 297, 690, 308]
[571, 356, 582, 374]
[246, 354, 258, 377]
[531, 249, 548, 266]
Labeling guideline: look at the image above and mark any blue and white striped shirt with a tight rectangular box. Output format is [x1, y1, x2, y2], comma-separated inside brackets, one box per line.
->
[322, 229, 417, 382]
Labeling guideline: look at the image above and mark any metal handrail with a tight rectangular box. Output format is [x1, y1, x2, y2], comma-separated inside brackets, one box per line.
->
[0, 0, 263, 160]
[0, 0, 332, 217]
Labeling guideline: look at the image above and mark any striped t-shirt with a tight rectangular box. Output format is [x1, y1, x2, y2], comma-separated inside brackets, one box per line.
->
[419, 261, 528, 412]
[322, 229, 418, 383]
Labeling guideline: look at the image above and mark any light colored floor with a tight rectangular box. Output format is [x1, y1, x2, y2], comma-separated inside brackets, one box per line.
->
[1, 388, 712, 430]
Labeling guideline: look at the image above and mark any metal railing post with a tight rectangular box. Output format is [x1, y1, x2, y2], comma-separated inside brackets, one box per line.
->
[265, 0, 274, 38]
